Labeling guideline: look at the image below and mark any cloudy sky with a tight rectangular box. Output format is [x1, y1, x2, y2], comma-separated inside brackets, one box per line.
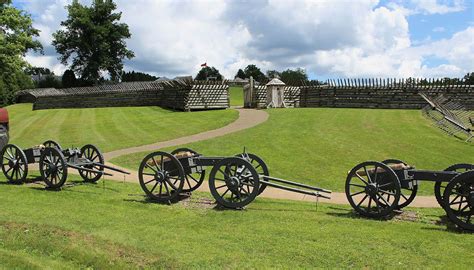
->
[13, 0, 474, 80]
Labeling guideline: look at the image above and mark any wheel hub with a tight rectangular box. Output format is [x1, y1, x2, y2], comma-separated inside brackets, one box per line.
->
[226, 176, 241, 191]
[365, 183, 378, 196]
[48, 164, 57, 174]
[8, 159, 16, 168]
[155, 171, 166, 182]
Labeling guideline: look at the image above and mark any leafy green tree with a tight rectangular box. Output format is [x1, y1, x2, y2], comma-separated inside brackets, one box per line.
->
[463, 72, 474, 84]
[280, 68, 308, 85]
[61, 69, 77, 88]
[244, 64, 266, 83]
[235, 69, 246, 79]
[52, 0, 134, 84]
[195, 66, 222, 80]
[266, 70, 281, 79]
[121, 71, 158, 82]
[25, 66, 53, 76]
[37, 75, 62, 88]
[0, 0, 42, 106]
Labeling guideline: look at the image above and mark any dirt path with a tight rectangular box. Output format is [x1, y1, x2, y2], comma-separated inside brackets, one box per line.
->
[102, 108, 440, 208]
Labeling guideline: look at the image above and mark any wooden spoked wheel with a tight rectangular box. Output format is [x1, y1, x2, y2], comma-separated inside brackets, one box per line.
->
[208, 157, 260, 209]
[442, 171, 474, 231]
[39, 147, 68, 189]
[236, 153, 269, 195]
[170, 147, 205, 192]
[138, 151, 185, 202]
[382, 159, 417, 209]
[1, 144, 28, 184]
[43, 140, 62, 151]
[79, 144, 104, 183]
[345, 161, 401, 218]
[435, 164, 473, 209]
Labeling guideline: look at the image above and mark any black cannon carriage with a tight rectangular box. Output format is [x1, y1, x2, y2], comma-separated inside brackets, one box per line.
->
[345, 159, 473, 231]
[138, 148, 331, 209]
[1, 140, 129, 189]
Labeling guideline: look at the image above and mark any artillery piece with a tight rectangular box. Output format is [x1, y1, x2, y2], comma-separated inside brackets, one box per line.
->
[345, 159, 473, 231]
[138, 148, 331, 209]
[1, 140, 129, 189]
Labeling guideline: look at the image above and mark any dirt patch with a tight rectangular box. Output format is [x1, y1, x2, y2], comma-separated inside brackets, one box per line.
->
[393, 210, 419, 222]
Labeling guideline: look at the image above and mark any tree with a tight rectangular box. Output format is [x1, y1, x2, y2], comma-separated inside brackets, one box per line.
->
[25, 66, 53, 76]
[195, 66, 222, 81]
[235, 69, 246, 79]
[0, 0, 42, 106]
[37, 75, 62, 88]
[266, 70, 281, 79]
[244, 64, 266, 83]
[62, 69, 77, 88]
[463, 72, 474, 84]
[121, 71, 158, 82]
[52, 0, 134, 84]
[280, 68, 308, 85]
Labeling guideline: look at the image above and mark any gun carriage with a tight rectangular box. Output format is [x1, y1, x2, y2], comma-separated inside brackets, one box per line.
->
[345, 159, 474, 231]
[1, 140, 129, 189]
[138, 148, 331, 209]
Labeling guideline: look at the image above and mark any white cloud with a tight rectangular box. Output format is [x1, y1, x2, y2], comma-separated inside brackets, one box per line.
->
[388, 0, 466, 16]
[19, 0, 473, 80]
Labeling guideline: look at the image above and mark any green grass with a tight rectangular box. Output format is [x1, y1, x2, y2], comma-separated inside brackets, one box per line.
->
[229, 86, 243, 106]
[7, 103, 238, 152]
[0, 174, 472, 269]
[112, 108, 474, 195]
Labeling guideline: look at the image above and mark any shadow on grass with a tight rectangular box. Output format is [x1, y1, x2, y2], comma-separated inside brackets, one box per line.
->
[123, 193, 192, 206]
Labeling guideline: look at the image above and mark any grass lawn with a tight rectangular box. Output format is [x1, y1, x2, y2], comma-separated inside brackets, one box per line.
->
[229, 86, 243, 107]
[6, 103, 238, 152]
[0, 174, 472, 269]
[112, 108, 474, 195]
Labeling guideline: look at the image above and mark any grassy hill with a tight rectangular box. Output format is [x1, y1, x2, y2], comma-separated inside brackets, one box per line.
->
[229, 86, 243, 106]
[112, 108, 474, 195]
[0, 175, 472, 269]
[6, 104, 238, 152]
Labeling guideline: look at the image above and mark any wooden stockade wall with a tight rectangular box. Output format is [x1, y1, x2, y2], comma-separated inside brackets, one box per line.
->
[299, 78, 474, 110]
[252, 86, 301, 108]
[16, 80, 230, 111]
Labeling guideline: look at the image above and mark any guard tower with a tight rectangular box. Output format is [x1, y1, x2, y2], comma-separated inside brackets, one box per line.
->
[266, 78, 286, 108]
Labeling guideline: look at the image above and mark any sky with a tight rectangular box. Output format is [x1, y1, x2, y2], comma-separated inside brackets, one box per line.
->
[13, 0, 474, 80]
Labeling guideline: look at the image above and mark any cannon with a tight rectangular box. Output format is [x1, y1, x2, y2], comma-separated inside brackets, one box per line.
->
[345, 159, 473, 231]
[138, 148, 331, 209]
[1, 140, 130, 189]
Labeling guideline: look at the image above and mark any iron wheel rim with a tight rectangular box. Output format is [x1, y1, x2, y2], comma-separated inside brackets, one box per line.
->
[79, 144, 104, 183]
[209, 157, 260, 209]
[138, 151, 185, 202]
[1, 144, 28, 184]
[442, 171, 474, 231]
[39, 147, 68, 189]
[345, 161, 401, 218]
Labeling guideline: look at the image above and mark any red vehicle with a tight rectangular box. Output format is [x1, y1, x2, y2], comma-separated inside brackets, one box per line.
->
[0, 108, 9, 149]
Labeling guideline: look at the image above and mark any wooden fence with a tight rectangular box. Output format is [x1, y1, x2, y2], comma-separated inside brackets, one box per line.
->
[299, 78, 474, 109]
[16, 80, 230, 111]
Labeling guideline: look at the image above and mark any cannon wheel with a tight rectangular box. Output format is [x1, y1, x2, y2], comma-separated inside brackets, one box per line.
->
[171, 147, 205, 192]
[236, 153, 269, 195]
[382, 159, 417, 209]
[79, 144, 104, 183]
[345, 161, 401, 218]
[39, 147, 68, 189]
[435, 164, 473, 209]
[43, 140, 62, 151]
[208, 157, 260, 209]
[442, 171, 474, 231]
[1, 144, 28, 184]
[138, 151, 185, 202]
